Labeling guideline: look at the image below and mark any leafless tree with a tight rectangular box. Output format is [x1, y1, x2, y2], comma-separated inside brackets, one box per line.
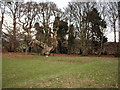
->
[2, 1, 23, 52]
[35, 2, 61, 36]
[0, 1, 6, 39]
[119, 1, 120, 43]
[107, 2, 118, 43]
[19, 2, 38, 38]
[64, 2, 96, 55]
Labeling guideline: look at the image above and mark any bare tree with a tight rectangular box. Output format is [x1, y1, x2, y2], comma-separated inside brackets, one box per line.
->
[2, 1, 23, 52]
[19, 2, 37, 37]
[35, 2, 61, 37]
[16, 2, 38, 53]
[0, 1, 6, 52]
[64, 2, 96, 55]
[0, 1, 6, 39]
[17, 1, 61, 54]
[107, 2, 118, 43]
[118, 1, 120, 57]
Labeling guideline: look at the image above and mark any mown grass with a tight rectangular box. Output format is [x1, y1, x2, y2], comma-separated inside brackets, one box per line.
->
[2, 55, 118, 88]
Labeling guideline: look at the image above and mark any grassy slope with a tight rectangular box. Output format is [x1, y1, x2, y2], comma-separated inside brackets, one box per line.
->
[2, 55, 118, 88]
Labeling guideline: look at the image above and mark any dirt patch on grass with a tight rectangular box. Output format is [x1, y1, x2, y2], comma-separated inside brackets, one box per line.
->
[2, 52, 116, 59]
[2, 52, 36, 58]
[51, 53, 81, 57]
[51, 53, 116, 58]
[47, 59, 90, 64]
[2, 52, 90, 64]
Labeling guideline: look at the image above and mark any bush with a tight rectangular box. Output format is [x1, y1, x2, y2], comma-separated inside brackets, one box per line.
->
[101, 51, 107, 55]
[114, 52, 120, 57]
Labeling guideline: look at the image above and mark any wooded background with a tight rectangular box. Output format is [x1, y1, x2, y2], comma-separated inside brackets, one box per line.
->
[0, 1, 120, 56]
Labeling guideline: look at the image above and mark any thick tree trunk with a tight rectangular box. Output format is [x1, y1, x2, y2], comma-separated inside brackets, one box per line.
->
[0, 21, 2, 38]
[113, 22, 116, 43]
[0, 12, 5, 52]
[0, 12, 4, 36]
[117, 2, 120, 57]
[13, 13, 17, 52]
[99, 28, 104, 56]
[0, 12, 4, 46]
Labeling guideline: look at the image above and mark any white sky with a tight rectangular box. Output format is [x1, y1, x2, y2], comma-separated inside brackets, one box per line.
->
[48, 0, 71, 9]
[106, 32, 119, 42]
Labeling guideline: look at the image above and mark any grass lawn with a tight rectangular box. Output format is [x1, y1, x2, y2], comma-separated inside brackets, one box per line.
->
[2, 53, 118, 88]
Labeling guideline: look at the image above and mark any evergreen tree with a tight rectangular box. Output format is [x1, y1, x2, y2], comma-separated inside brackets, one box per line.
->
[86, 8, 107, 54]
[68, 24, 75, 54]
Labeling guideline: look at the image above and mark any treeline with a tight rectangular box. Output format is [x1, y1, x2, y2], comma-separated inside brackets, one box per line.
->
[0, 1, 119, 55]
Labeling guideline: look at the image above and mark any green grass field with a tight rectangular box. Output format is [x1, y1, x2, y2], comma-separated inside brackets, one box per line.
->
[2, 54, 118, 88]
